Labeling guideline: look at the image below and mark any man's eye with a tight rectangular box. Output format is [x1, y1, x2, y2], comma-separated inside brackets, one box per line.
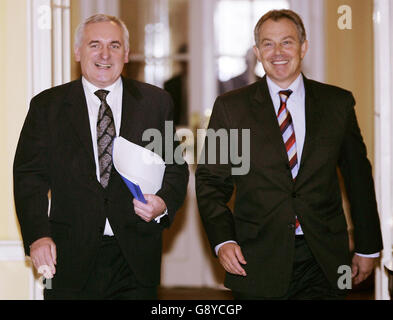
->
[111, 45, 120, 49]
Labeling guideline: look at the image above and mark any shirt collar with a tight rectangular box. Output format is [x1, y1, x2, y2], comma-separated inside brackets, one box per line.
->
[82, 76, 122, 101]
[266, 73, 304, 102]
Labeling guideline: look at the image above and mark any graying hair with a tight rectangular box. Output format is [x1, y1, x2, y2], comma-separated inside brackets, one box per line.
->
[74, 14, 130, 51]
[254, 9, 306, 46]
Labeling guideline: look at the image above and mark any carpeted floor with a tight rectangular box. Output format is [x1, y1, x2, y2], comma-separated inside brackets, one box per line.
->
[157, 286, 374, 300]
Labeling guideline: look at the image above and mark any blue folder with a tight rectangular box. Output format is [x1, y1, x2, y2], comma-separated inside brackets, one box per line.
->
[120, 176, 147, 204]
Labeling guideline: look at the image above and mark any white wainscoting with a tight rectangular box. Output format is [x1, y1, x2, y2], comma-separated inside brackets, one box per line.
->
[0, 241, 43, 300]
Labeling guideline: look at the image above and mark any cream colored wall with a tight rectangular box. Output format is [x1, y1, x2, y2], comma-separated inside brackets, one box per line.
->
[0, 0, 32, 299]
[324, 0, 374, 249]
[325, 0, 374, 164]
[0, 2, 6, 235]
[0, 0, 28, 241]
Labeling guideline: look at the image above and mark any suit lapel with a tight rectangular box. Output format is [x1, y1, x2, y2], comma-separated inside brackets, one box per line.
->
[63, 78, 104, 193]
[251, 76, 290, 165]
[119, 77, 144, 144]
[296, 76, 323, 180]
[64, 78, 95, 165]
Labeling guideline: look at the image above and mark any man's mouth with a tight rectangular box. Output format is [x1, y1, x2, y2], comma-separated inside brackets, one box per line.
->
[95, 62, 112, 69]
[272, 60, 289, 65]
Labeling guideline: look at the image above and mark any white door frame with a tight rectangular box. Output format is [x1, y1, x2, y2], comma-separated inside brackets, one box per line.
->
[373, 0, 393, 301]
[20, 0, 71, 299]
[289, 0, 325, 82]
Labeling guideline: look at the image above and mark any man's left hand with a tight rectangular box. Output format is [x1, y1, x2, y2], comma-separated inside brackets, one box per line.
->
[351, 255, 378, 285]
[133, 194, 166, 222]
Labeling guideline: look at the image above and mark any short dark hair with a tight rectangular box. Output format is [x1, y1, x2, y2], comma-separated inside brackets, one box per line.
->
[254, 9, 306, 45]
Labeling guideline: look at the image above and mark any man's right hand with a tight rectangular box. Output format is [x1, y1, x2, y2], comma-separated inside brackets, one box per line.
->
[217, 242, 247, 276]
[29, 237, 57, 278]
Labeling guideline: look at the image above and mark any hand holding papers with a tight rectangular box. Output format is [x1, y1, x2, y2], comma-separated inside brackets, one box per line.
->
[133, 194, 167, 223]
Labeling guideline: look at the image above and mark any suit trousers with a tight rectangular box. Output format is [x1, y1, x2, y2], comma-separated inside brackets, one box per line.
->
[44, 236, 157, 300]
[233, 236, 349, 300]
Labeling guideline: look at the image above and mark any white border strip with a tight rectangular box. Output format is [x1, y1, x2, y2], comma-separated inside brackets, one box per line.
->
[373, 0, 392, 301]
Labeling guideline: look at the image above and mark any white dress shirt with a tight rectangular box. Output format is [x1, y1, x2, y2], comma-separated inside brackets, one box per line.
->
[215, 74, 379, 258]
[82, 76, 123, 236]
[267, 74, 305, 236]
[266, 74, 306, 165]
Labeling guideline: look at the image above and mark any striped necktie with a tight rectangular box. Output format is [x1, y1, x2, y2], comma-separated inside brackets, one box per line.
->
[277, 90, 300, 230]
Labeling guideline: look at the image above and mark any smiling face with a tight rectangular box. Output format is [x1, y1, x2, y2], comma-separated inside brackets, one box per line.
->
[253, 18, 308, 88]
[74, 21, 129, 88]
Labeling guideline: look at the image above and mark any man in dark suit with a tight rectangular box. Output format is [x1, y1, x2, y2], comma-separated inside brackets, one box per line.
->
[164, 44, 189, 127]
[196, 9, 382, 299]
[13, 14, 189, 299]
[219, 48, 261, 94]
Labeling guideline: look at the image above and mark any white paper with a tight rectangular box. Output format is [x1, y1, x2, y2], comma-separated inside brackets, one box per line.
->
[113, 136, 165, 194]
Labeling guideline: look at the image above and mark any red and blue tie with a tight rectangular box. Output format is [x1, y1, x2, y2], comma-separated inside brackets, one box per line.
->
[278, 90, 300, 230]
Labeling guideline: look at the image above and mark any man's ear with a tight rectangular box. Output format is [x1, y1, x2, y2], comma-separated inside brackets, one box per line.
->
[300, 40, 308, 60]
[124, 49, 130, 63]
[253, 45, 262, 63]
[74, 47, 81, 62]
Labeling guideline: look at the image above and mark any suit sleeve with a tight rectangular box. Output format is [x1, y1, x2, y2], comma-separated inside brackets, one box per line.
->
[13, 96, 51, 255]
[155, 92, 189, 227]
[195, 97, 236, 253]
[338, 94, 383, 254]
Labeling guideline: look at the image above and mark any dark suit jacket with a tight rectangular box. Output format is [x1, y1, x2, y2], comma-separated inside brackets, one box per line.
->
[195, 75, 383, 297]
[14, 77, 189, 291]
[164, 74, 188, 126]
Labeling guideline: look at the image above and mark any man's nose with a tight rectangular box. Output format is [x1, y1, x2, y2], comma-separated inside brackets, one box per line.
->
[100, 46, 110, 59]
[273, 43, 283, 55]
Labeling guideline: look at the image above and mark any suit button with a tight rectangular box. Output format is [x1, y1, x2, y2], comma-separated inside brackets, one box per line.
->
[288, 223, 295, 229]
[292, 192, 297, 198]
[104, 198, 109, 204]
[98, 227, 104, 234]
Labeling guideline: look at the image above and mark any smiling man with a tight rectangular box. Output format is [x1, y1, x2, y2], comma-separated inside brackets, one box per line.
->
[253, 16, 307, 88]
[196, 9, 382, 299]
[74, 19, 128, 88]
[13, 14, 189, 300]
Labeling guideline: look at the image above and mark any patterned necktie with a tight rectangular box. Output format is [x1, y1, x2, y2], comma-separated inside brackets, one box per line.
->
[95, 90, 116, 188]
[277, 90, 300, 229]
